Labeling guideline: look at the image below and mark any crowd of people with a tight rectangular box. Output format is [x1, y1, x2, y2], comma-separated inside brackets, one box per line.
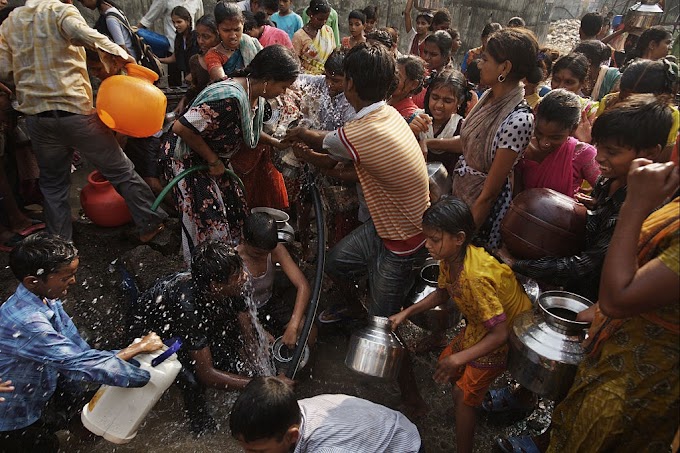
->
[0, 0, 678, 452]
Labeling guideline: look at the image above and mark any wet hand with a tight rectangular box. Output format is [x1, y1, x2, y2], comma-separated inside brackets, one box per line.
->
[574, 192, 596, 210]
[387, 311, 409, 331]
[626, 159, 679, 214]
[139, 332, 163, 353]
[0, 380, 14, 402]
[433, 354, 464, 385]
[573, 108, 595, 144]
[282, 127, 307, 145]
[282, 323, 300, 349]
[409, 113, 432, 135]
[576, 303, 597, 323]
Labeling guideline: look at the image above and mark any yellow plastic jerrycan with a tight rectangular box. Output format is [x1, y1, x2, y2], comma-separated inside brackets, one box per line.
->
[96, 64, 167, 138]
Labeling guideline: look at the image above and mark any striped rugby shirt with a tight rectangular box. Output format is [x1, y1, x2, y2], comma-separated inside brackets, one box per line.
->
[294, 394, 422, 452]
[324, 102, 429, 255]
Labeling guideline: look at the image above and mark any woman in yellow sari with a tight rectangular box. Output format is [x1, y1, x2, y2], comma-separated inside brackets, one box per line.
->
[548, 158, 680, 453]
[292, 0, 335, 75]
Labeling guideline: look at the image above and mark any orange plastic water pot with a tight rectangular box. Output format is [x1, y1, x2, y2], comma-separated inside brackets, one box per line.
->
[96, 64, 167, 138]
[80, 170, 132, 227]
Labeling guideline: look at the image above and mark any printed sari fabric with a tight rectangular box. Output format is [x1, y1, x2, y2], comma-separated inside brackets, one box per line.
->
[548, 197, 680, 453]
[292, 25, 336, 75]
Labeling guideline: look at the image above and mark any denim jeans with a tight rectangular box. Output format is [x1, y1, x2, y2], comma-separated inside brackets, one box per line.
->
[326, 221, 427, 317]
[26, 113, 167, 239]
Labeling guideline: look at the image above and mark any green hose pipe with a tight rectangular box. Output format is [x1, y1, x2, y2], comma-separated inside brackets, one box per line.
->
[151, 164, 245, 212]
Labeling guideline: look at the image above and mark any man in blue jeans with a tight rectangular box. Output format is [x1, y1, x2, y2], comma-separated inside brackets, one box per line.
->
[0, 0, 167, 241]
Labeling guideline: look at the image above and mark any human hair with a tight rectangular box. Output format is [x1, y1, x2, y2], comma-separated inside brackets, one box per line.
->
[507, 16, 526, 28]
[572, 40, 611, 68]
[230, 377, 301, 442]
[308, 0, 331, 16]
[244, 213, 278, 251]
[552, 52, 589, 83]
[486, 27, 542, 83]
[343, 42, 395, 102]
[363, 5, 378, 21]
[232, 44, 300, 80]
[535, 89, 582, 130]
[466, 59, 481, 84]
[243, 10, 272, 32]
[627, 25, 672, 62]
[580, 12, 604, 38]
[196, 14, 218, 35]
[324, 49, 345, 75]
[366, 29, 393, 49]
[397, 55, 426, 95]
[424, 69, 473, 117]
[191, 241, 243, 292]
[349, 9, 366, 24]
[422, 196, 476, 253]
[383, 26, 399, 48]
[171, 5, 193, 28]
[591, 94, 673, 152]
[538, 47, 560, 76]
[620, 59, 676, 96]
[431, 9, 451, 29]
[448, 28, 460, 42]
[215, 1, 244, 25]
[481, 22, 503, 38]
[424, 30, 452, 60]
[416, 11, 434, 25]
[9, 233, 78, 282]
[260, 0, 279, 13]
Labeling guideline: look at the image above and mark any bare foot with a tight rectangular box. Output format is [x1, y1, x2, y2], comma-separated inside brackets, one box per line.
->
[139, 223, 165, 243]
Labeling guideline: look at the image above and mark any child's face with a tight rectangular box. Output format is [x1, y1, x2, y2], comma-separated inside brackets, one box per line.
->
[551, 68, 582, 94]
[533, 118, 571, 154]
[415, 17, 430, 35]
[218, 18, 244, 50]
[308, 12, 330, 30]
[278, 0, 291, 14]
[348, 18, 364, 38]
[423, 226, 464, 261]
[365, 18, 377, 33]
[31, 259, 79, 299]
[594, 138, 640, 181]
[428, 85, 459, 123]
[172, 15, 190, 34]
[324, 71, 345, 96]
[195, 24, 220, 52]
[451, 35, 462, 54]
[432, 20, 450, 31]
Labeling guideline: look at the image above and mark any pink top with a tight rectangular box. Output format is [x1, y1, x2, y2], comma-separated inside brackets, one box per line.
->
[518, 137, 600, 197]
[259, 25, 293, 49]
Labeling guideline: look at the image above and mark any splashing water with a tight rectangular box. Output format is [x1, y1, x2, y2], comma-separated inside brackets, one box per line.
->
[241, 278, 276, 376]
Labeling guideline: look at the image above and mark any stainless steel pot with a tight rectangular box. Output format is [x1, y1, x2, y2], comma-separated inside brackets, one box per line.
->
[404, 258, 461, 331]
[624, 0, 664, 30]
[427, 162, 450, 203]
[345, 316, 405, 380]
[277, 222, 295, 244]
[508, 291, 592, 401]
[272, 336, 310, 370]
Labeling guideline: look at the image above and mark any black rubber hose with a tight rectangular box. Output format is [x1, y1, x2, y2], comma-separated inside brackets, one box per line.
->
[286, 173, 325, 379]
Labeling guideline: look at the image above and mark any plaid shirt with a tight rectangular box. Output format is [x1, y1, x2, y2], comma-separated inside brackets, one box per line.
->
[0, 284, 150, 432]
[0, 0, 129, 115]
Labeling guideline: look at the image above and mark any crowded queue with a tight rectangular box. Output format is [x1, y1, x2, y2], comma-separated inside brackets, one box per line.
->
[0, 1, 678, 452]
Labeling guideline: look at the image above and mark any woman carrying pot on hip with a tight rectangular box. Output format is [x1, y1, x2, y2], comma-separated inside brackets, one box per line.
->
[165, 45, 300, 263]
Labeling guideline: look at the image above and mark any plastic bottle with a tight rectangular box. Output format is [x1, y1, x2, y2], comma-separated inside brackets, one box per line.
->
[81, 339, 182, 444]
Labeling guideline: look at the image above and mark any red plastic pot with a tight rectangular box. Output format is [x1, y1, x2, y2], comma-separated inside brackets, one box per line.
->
[80, 170, 132, 227]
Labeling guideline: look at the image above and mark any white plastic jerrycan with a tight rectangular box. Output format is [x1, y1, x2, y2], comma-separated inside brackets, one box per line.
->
[81, 338, 182, 444]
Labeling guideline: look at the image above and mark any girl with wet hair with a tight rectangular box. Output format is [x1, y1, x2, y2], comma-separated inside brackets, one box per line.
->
[389, 196, 532, 453]
[205, 1, 263, 82]
[517, 89, 600, 196]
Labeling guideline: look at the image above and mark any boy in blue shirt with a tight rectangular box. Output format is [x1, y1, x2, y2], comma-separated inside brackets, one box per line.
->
[0, 234, 162, 451]
[271, 0, 303, 40]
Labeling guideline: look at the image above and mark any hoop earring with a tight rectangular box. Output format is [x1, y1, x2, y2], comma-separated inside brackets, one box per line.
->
[497, 74, 506, 83]
[263, 82, 267, 95]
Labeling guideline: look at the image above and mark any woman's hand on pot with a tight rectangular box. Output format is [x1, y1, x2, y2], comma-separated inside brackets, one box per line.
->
[282, 323, 301, 349]
[282, 126, 308, 146]
[576, 303, 598, 323]
[433, 354, 464, 384]
[388, 310, 409, 331]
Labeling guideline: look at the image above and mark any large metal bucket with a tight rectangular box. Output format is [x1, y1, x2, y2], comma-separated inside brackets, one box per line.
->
[345, 316, 405, 380]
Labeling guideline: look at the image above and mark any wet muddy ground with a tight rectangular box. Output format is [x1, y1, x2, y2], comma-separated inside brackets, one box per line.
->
[0, 168, 552, 453]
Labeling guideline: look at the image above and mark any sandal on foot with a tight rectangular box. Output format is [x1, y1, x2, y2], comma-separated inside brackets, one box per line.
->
[14, 221, 46, 236]
[482, 387, 536, 414]
[496, 435, 541, 453]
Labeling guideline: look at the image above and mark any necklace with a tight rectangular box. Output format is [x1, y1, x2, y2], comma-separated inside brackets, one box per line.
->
[219, 41, 236, 53]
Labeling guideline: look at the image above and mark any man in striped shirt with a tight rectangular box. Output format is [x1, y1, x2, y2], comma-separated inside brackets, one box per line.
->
[230, 377, 423, 453]
[284, 42, 430, 416]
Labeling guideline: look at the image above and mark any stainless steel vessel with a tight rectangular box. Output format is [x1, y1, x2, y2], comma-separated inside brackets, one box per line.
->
[404, 258, 461, 331]
[508, 291, 593, 401]
[427, 162, 450, 202]
[345, 316, 405, 379]
[624, 0, 664, 30]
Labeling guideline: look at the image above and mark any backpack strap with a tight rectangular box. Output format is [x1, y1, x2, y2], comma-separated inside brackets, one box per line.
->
[103, 9, 143, 60]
